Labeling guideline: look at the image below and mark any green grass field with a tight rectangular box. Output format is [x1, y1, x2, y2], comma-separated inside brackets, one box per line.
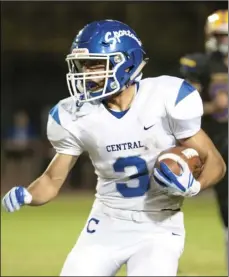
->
[1, 191, 227, 276]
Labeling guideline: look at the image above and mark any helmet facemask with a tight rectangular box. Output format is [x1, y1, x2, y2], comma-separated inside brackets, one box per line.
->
[66, 52, 127, 103]
[66, 20, 148, 103]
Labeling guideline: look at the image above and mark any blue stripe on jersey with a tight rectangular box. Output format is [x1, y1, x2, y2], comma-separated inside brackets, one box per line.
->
[49, 104, 61, 125]
[175, 80, 196, 106]
[103, 82, 138, 119]
[109, 109, 129, 119]
[136, 81, 140, 92]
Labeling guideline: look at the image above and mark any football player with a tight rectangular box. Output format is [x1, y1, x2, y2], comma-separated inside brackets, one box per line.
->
[2, 20, 226, 276]
[179, 10, 228, 256]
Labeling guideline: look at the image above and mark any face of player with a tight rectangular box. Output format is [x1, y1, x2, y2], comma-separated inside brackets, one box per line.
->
[80, 60, 106, 92]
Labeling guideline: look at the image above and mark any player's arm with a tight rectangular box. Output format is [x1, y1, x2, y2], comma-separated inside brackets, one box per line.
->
[27, 153, 78, 206]
[2, 104, 84, 212]
[154, 78, 226, 197]
[179, 129, 226, 190]
[30, 104, 84, 205]
[2, 153, 78, 212]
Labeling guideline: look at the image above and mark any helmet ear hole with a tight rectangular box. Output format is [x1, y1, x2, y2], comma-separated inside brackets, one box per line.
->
[127, 65, 134, 72]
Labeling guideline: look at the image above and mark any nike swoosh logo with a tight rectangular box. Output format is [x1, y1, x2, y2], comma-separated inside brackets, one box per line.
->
[172, 232, 181, 236]
[144, 124, 155, 130]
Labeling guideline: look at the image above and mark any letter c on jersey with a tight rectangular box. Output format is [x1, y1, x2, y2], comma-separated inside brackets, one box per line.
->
[87, 218, 100, 233]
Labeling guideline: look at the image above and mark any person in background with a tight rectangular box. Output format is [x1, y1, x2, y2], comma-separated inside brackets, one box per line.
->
[179, 9, 228, 262]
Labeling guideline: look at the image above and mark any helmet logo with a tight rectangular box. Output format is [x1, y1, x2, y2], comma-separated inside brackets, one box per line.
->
[104, 30, 142, 46]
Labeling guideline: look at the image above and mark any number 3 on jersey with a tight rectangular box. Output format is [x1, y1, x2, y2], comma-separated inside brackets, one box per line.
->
[113, 156, 150, 197]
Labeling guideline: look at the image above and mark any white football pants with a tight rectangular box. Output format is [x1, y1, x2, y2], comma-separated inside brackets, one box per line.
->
[60, 200, 185, 276]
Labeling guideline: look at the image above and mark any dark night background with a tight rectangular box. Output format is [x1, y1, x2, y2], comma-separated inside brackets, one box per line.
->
[1, 4, 228, 275]
[1, 1, 228, 134]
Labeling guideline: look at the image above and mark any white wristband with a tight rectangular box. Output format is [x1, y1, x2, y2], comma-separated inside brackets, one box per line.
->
[23, 189, 33, 204]
[185, 180, 201, 197]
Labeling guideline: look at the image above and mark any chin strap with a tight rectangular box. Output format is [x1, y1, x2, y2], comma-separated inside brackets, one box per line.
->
[121, 59, 148, 91]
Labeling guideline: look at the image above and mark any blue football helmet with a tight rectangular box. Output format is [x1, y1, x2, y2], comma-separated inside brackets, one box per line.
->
[66, 20, 148, 103]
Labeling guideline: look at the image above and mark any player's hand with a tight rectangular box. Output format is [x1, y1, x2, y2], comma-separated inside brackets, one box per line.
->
[153, 159, 201, 197]
[2, 186, 32, 212]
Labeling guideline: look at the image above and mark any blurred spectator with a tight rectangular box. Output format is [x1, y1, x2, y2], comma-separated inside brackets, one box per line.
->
[4, 111, 36, 152]
[2, 110, 39, 190]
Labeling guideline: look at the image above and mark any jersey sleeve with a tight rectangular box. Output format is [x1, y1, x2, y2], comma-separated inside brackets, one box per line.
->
[46, 104, 84, 156]
[164, 78, 204, 139]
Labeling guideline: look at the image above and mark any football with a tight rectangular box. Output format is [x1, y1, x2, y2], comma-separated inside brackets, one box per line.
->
[155, 146, 203, 179]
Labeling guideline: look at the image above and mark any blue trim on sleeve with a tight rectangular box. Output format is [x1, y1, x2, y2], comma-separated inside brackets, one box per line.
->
[175, 80, 196, 106]
[49, 104, 61, 125]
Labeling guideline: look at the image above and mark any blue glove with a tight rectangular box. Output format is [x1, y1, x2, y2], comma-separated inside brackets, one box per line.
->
[153, 158, 201, 197]
[2, 186, 32, 212]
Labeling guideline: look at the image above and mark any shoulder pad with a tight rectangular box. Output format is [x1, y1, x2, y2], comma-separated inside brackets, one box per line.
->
[49, 97, 100, 127]
[163, 77, 203, 120]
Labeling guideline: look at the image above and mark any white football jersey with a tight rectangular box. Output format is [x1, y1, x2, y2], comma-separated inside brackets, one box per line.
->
[47, 76, 203, 211]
